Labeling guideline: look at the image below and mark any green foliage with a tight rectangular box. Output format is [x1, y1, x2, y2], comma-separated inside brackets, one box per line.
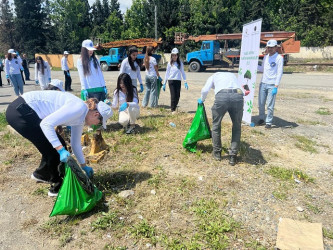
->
[0, 112, 8, 131]
[91, 211, 123, 231]
[266, 166, 315, 183]
[292, 135, 318, 154]
[244, 70, 252, 79]
[315, 107, 331, 115]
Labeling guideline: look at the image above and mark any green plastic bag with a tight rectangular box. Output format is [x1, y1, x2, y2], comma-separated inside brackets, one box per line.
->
[183, 103, 211, 152]
[50, 165, 103, 217]
[157, 77, 163, 99]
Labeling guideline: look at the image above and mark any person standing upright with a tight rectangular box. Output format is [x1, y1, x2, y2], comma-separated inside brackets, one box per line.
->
[35, 56, 51, 90]
[5, 49, 24, 96]
[119, 46, 143, 89]
[22, 53, 30, 81]
[77, 39, 107, 102]
[257, 39, 284, 128]
[162, 48, 188, 114]
[61, 51, 73, 91]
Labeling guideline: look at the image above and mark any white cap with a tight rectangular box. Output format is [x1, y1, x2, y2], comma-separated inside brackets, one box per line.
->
[8, 49, 16, 54]
[49, 79, 65, 92]
[267, 40, 277, 47]
[64, 51, 69, 55]
[97, 101, 113, 129]
[171, 48, 179, 54]
[82, 39, 96, 50]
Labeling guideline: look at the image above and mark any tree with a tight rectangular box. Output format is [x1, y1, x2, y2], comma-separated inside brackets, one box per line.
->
[0, 0, 15, 51]
[110, 0, 122, 20]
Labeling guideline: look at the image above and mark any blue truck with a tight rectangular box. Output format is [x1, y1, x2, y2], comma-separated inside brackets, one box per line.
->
[99, 47, 161, 71]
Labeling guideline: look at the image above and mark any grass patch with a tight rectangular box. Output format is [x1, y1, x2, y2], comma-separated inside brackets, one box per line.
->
[0, 112, 8, 131]
[296, 119, 325, 126]
[305, 202, 322, 214]
[292, 135, 318, 154]
[251, 129, 265, 136]
[315, 107, 331, 115]
[323, 228, 333, 239]
[266, 166, 315, 183]
[272, 183, 289, 200]
[40, 218, 75, 247]
[91, 211, 123, 231]
[31, 187, 48, 196]
[129, 220, 157, 245]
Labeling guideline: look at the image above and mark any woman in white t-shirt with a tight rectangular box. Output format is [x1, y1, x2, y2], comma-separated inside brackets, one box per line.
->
[142, 46, 162, 108]
[35, 56, 51, 90]
[119, 46, 143, 89]
[162, 48, 188, 113]
[6, 91, 112, 196]
[112, 73, 140, 134]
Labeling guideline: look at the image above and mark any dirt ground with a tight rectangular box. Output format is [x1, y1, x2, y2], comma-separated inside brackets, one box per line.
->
[0, 68, 332, 249]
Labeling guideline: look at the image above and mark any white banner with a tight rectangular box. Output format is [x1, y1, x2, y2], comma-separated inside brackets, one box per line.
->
[238, 19, 262, 124]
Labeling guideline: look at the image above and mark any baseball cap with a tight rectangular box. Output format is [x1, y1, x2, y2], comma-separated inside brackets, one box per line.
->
[82, 39, 96, 51]
[8, 49, 16, 54]
[97, 101, 113, 129]
[64, 51, 69, 55]
[49, 79, 65, 92]
[267, 40, 277, 47]
[171, 48, 179, 54]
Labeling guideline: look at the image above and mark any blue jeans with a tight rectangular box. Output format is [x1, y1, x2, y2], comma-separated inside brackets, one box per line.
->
[9, 74, 24, 96]
[142, 75, 158, 107]
[258, 83, 276, 125]
[212, 90, 244, 156]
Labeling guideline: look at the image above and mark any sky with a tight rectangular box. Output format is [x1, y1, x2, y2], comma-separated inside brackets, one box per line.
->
[88, 0, 133, 14]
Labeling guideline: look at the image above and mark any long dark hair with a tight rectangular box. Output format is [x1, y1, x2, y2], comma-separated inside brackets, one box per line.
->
[144, 46, 154, 70]
[115, 73, 138, 103]
[81, 47, 99, 76]
[170, 53, 181, 69]
[36, 56, 45, 75]
[7, 53, 17, 60]
[127, 46, 139, 71]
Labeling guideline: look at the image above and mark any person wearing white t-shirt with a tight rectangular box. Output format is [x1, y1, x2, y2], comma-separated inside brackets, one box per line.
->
[6, 91, 113, 196]
[112, 73, 140, 134]
[257, 39, 284, 128]
[78, 39, 107, 101]
[162, 48, 188, 113]
[142, 46, 162, 108]
[35, 56, 51, 90]
[61, 51, 72, 91]
[119, 46, 143, 89]
[5, 49, 24, 95]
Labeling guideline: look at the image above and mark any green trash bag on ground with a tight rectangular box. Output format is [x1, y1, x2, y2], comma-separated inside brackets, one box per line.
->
[50, 161, 103, 217]
[183, 103, 211, 152]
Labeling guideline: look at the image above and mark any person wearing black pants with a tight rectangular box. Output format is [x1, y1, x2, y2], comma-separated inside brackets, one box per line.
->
[6, 97, 66, 194]
[61, 51, 72, 91]
[168, 80, 181, 112]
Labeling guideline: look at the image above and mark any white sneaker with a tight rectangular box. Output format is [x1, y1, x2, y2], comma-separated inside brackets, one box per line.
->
[31, 173, 50, 184]
[47, 191, 58, 197]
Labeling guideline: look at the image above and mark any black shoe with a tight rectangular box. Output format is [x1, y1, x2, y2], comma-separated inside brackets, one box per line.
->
[257, 119, 265, 126]
[229, 155, 236, 166]
[48, 182, 62, 197]
[265, 124, 272, 129]
[212, 151, 222, 161]
[126, 125, 135, 134]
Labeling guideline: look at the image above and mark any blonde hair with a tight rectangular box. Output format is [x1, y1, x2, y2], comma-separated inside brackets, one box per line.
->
[85, 98, 98, 110]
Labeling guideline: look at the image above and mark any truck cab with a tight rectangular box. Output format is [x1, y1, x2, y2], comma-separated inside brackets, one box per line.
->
[99, 47, 127, 71]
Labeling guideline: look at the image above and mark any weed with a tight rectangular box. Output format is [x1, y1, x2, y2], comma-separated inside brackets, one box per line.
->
[305, 202, 322, 214]
[0, 112, 8, 131]
[315, 107, 331, 115]
[292, 135, 318, 154]
[177, 177, 197, 194]
[41, 218, 73, 247]
[91, 211, 122, 231]
[272, 183, 289, 200]
[296, 119, 325, 126]
[31, 187, 48, 196]
[251, 130, 265, 136]
[129, 220, 157, 244]
[104, 245, 127, 250]
[245, 240, 267, 250]
[266, 166, 315, 183]
[323, 228, 333, 239]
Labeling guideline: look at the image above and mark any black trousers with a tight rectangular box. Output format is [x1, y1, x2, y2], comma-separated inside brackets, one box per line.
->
[0, 70, 2, 86]
[88, 91, 106, 101]
[64, 70, 72, 91]
[168, 80, 181, 111]
[6, 97, 66, 183]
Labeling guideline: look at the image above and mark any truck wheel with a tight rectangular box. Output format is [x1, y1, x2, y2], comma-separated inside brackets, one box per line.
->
[189, 61, 201, 72]
[100, 62, 109, 71]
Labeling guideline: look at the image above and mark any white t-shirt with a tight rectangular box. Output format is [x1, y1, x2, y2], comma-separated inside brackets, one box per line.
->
[61, 57, 69, 71]
[258, 52, 283, 86]
[5, 58, 21, 75]
[164, 61, 187, 84]
[119, 57, 143, 84]
[77, 57, 106, 90]
[22, 91, 88, 164]
[145, 57, 157, 77]
[111, 89, 139, 109]
[201, 72, 241, 102]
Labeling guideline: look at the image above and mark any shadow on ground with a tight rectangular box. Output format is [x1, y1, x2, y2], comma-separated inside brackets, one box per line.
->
[252, 115, 298, 128]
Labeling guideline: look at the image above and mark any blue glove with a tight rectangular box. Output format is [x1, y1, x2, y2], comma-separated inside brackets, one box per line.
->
[140, 84, 144, 93]
[66, 71, 70, 77]
[119, 102, 128, 112]
[82, 165, 94, 178]
[198, 98, 203, 104]
[162, 84, 166, 92]
[82, 89, 88, 98]
[103, 86, 108, 94]
[271, 87, 278, 96]
[57, 147, 70, 163]
[6, 75, 9, 79]
[48, 78, 51, 83]
[158, 76, 162, 82]
[104, 99, 111, 105]
[184, 82, 189, 90]
[20, 66, 24, 71]
[35, 80, 39, 85]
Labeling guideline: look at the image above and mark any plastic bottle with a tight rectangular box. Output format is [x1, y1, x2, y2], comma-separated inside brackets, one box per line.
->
[169, 122, 176, 127]
[250, 122, 255, 127]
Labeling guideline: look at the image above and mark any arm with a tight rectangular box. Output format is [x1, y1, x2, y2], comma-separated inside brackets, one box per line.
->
[111, 90, 119, 109]
[136, 65, 143, 85]
[61, 58, 64, 70]
[163, 63, 171, 84]
[180, 62, 187, 81]
[5, 59, 9, 75]
[46, 63, 51, 79]
[35, 63, 38, 80]
[119, 59, 126, 74]
[275, 56, 284, 86]
[70, 125, 85, 164]
[201, 75, 214, 102]
[77, 58, 88, 89]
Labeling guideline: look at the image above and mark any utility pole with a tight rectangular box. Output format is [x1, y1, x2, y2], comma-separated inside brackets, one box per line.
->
[155, 5, 157, 40]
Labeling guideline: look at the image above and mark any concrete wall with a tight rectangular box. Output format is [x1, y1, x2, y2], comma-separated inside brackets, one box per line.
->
[289, 46, 333, 60]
